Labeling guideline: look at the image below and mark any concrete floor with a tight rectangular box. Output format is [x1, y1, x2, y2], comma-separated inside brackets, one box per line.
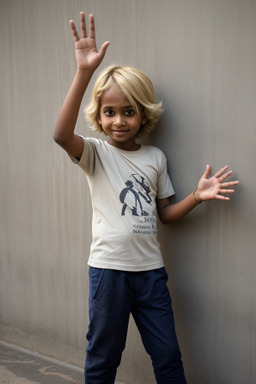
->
[0, 341, 124, 384]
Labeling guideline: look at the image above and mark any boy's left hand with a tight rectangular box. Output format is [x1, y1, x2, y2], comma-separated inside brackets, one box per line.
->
[196, 165, 239, 201]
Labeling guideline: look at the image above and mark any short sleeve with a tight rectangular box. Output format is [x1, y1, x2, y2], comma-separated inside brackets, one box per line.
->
[68, 136, 96, 176]
[156, 154, 175, 199]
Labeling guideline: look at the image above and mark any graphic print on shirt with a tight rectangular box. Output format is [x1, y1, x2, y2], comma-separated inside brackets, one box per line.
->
[119, 173, 152, 216]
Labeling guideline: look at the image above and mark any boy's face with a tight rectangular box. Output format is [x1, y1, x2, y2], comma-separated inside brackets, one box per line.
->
[98, 87, 147, 151]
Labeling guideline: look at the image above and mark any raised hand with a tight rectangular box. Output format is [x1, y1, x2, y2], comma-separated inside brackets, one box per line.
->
[69, 12, 110, 71]
[196, 165, 239, 202]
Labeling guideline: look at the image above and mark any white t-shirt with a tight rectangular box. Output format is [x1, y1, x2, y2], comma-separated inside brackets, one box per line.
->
[71, 137, 175, 271]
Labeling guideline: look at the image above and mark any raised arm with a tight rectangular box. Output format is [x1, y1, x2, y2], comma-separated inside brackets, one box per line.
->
[157, 164, 239, 223]
[53, 12, 110, 159]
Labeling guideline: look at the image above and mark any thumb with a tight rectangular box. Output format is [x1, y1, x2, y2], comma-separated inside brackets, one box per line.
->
[202, 164, 211, 179]
[99, 41, 110, 58]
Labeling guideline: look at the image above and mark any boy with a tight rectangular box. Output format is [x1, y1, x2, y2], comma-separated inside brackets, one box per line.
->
[54, 12, 239, 384]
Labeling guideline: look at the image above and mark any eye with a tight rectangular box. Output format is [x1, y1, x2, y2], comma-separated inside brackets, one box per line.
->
[125, 109, 135, 116]
[104, 110, 114, 116]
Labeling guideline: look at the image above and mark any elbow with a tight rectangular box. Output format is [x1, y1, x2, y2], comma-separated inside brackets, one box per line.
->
[158, 209, 179, 224]
[157, 211, 170, 225]
[53, 128, 69, 148]
[53, 132, 64, 146]
[159, 216, 173, 225]
[158, 215, 167, 225]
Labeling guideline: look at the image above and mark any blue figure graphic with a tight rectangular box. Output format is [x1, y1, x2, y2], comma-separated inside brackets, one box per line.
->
[119, 174, 151, 216]
[131, 174, 152, 204]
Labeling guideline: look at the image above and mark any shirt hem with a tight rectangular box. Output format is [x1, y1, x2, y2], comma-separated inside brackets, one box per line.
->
[88, 260, 165, 272]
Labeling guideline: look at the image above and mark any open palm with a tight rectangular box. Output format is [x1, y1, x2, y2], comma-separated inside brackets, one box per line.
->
[70, 12, 110, 71]
[197, 165, 239, 201]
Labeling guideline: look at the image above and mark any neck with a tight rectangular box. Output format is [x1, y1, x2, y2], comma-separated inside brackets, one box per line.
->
[107, 139, 141, 151]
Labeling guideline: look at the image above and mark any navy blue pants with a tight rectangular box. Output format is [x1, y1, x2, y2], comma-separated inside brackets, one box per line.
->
[85, 267, 187, 384]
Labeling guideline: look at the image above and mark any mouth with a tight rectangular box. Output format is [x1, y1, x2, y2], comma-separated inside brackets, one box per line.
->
[112, 129, 129, 135]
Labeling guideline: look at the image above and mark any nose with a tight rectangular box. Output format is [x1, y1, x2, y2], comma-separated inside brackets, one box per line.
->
[114, 114, 125, 127]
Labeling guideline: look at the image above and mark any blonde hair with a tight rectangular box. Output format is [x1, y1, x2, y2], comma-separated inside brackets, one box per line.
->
[84, 65, 163, 137]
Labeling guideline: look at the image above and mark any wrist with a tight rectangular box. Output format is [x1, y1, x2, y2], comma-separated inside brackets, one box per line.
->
[73, 68, 95, 92]
[76, 67, 95, 77]
[193, 189, 202, 204]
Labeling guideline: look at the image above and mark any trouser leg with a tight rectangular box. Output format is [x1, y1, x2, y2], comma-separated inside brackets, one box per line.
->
[85, 267, 132, 384]
[132, 268, 187, 384]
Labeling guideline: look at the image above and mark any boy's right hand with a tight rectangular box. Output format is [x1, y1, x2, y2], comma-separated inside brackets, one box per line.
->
[70, 12, 110, 71]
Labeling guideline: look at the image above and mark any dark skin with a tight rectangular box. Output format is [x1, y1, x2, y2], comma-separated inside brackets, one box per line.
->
[53, 12, 239, 223]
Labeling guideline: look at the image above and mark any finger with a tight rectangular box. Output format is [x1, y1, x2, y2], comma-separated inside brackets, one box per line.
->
[215, 194, 230, 201]
[202, 164, 211, 179]
[80, 11, 87, 38]
[69, 20, 80, 42]
[214, 165, 229, 179]
[222, 180, 239, 187]
[219, 188, 235, 194]
[99, 41, 110, 58]
[89, 14, 95, 39]
[221, 171, 234, 182]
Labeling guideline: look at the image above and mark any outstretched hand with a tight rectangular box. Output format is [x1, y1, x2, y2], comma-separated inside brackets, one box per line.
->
[69, 12, 110, 71]
[196, 165, 239, 202]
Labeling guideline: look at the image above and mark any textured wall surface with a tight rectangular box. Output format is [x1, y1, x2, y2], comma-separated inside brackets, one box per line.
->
[0, 1, 255, 383]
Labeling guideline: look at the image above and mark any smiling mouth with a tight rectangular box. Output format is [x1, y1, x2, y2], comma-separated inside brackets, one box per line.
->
[112, 129, 129, 133]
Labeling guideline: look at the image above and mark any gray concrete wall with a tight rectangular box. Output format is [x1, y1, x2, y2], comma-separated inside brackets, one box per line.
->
[0, 0, 255, 383]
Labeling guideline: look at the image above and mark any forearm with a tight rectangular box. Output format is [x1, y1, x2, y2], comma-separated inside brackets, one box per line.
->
[157, 163, 239, 224]
[157, 192, 200, 224]
[53, 68, 94, 145]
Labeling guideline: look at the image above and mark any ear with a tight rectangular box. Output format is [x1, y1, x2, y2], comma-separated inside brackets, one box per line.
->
[141, 116, 147, 126]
